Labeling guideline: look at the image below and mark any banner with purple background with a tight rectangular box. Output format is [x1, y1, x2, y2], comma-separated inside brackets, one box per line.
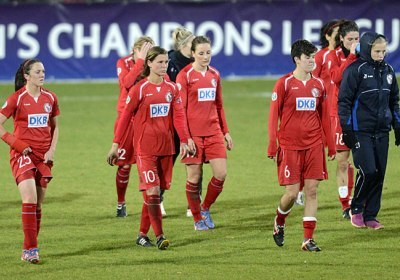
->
[0, 1, 399, 80]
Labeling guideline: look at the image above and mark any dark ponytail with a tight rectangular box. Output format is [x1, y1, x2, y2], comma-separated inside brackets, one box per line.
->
[14, 58, 42, 91]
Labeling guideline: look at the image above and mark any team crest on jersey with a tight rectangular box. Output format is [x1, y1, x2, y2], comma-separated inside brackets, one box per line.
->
[211, 78, 217, 88]
[165, 92, 173, 103]
[1, 101, 7, 109]
[177, 83, 182, 91]
[311, 88, 320, 97]
[271, 92, 277, 101]
[387, 74, 393, 85]
[44, 103, 52, 113]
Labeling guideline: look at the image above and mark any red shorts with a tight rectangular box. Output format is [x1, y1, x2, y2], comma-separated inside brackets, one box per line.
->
[10, 150, 53, 186]
[181, 133, 226, 164]
[116, 119, 136, 166]
[135, 155, 173, 191]
[276, 143, 327, 186]
[331, 116, 350, 151]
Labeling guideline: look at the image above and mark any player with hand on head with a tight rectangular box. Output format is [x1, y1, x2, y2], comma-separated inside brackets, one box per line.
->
[176, 36, 233, 231]
[112, 36, 154, 218]
[338, 32, 400, 229]
[0, 59, 60, 263]
[268, 40, 335, 252]
[326, 20, 359, 219]
[108, 46, 194, 249]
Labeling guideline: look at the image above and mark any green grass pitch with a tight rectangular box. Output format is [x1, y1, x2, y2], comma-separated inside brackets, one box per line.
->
[0, 79, 399, 279]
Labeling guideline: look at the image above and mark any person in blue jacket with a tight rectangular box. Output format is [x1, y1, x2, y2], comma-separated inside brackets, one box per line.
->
[338, 31, 400, 230]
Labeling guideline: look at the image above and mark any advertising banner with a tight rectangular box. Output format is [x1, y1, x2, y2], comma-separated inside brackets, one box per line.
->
[0, 1, 399, 80]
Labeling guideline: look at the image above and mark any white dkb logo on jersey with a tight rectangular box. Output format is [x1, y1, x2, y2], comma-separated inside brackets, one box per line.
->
[28, 114, 49, 127]
[296, 97, 316, 111]
[198, 88, 216, 101]
[150, 103, 170, 118]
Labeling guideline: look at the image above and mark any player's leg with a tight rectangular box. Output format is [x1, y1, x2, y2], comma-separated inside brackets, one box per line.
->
[115, 164, 131, 217]
[136, 192, 155, 247]
[186, 164, 208, 230]
[336, 150, 351, 216]
[301, 179, 321, 252]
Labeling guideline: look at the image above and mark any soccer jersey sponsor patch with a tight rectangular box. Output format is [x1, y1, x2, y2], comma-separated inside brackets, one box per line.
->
[296, 97, 316, 111]
[198, 88, 216, 101]
[271, 92, 277, 101]
[150, 103, 170, 118]
[28, 113, 49, 127]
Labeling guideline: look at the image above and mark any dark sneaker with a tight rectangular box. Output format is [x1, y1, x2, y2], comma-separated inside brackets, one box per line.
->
[301, 239, 321, 252]
[136, 235, 155, 247]
[273, 216, 285, 247]
[21, 248, 40, 264]
[350, 211, 366, 228]
[365, 220, 384, 230]
[156, 236, 169, 250]
[116, 203, 127, 218]
[201, 209, 215, 229]
[342, 208, 351, 220]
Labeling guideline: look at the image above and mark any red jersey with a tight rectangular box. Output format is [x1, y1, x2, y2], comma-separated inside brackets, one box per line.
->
[176, 64, 229, 137]
[267, 73, 334, 156]
[116, 55, 145, 116]
[326, 47, 357, 116]
[313, 47, 333, 92]
[0, 86, 60, 154]
[113, 78, 189, 156]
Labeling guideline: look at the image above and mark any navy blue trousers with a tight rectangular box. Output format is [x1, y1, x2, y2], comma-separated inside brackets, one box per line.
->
[351, 132, 389, 222]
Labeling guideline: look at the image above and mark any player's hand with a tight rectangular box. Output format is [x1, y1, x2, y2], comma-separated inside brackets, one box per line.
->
[179, 143, 190, 159]
[187, 138, 196, 156]
[350, 42, 358, 55]
[44, 148, 55, 163]
[136, 42, 154, 61]
[224, 133, 233, 150]
[267, 155, 276, 162]
[107, 143, 119, 166]
[328, 154, 336, 161]
[22, 146, 32, 156]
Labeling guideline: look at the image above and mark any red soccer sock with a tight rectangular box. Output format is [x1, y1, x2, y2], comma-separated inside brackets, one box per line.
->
[201, 177, 224, 210]
[116, 166, 131, 204]
[186, 181, 202, 222]
[139, 193, 151, 236]
[36, 208, 42, 236]
[22, 203, 38, 249]
[147, 194, 163, 237]
[276, 207, 291, 226]
[347, 164, 354, 206]
[303, 218, 317, 240]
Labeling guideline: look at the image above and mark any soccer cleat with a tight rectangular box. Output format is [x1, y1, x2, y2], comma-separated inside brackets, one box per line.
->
[156, 236, 169, 250]
[160, 202, 167, 217]
[21, 248, 40, 264]
[365, 220, 384, 230]
[194, 219, 209, 231]
[273, 216, 285, 247]
[136, 235, 155, 247]
[342, 208, 351, 220]
[295, 191, 305, 206]
[301, 238, 321, 252]
[350, 211, 366, 228]
[116, 203, 127, 218]
[186, 208, 193, 218]
[201, 209, 215, 229]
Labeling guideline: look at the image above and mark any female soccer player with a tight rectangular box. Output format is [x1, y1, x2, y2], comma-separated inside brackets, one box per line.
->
[112, 36, 154, 218]
[338, 32, 400, 229]
[166, 26, 195, 217]
[0, 59, 60, 263]
[176, 36, 233, 231]
[107, 46, 194, 249]
[327, 20, 359, 219]
[268, 40, 335, 251]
